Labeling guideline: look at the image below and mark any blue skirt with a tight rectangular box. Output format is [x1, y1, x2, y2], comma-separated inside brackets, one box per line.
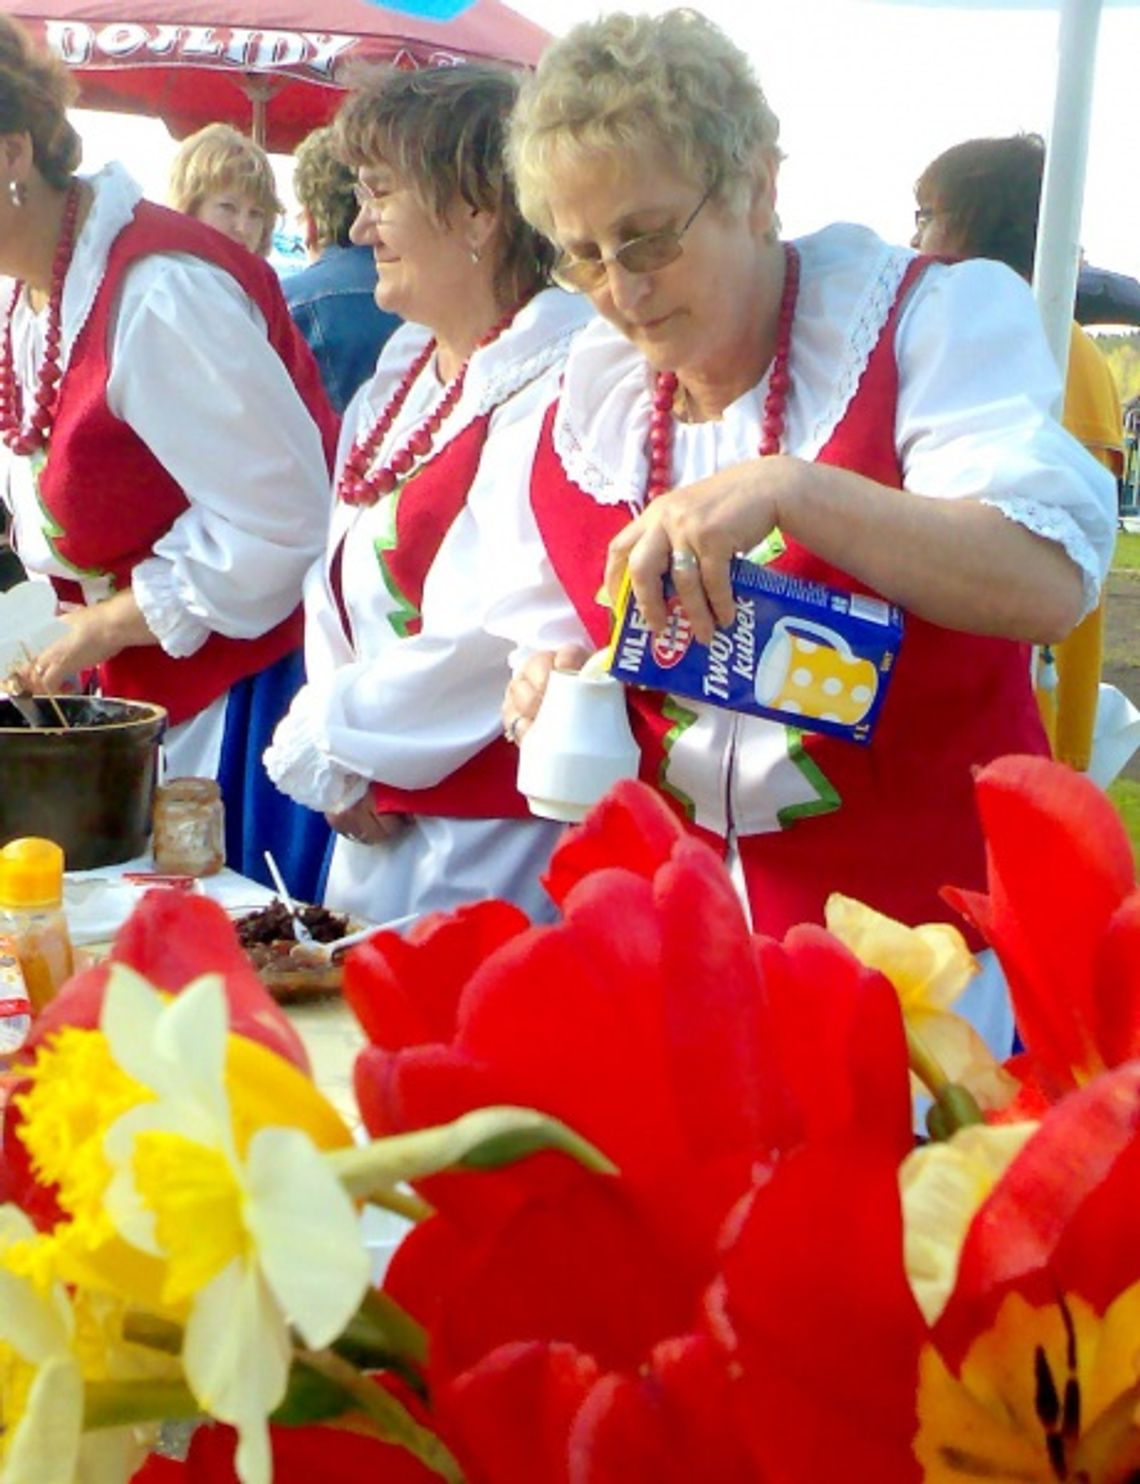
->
[217, 648, 333, 904]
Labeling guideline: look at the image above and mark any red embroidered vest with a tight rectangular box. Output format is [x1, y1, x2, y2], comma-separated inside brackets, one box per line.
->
[41, 202, 338, 726]
[530, 259, 1048, 941]
[333, 416, 531, 820]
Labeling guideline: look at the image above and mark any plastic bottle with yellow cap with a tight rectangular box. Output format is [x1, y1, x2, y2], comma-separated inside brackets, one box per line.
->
[0, 837, 75, 1014]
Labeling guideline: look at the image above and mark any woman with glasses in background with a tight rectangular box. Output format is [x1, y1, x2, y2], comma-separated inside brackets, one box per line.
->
[265, 63, 591, 927]
[500, 10, 1117, 1055]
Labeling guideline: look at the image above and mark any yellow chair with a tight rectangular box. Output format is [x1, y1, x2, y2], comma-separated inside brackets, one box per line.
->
[1035, 326, 1124, 772]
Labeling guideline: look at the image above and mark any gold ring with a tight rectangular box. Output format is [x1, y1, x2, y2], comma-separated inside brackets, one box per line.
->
[505, 716, 522, 744]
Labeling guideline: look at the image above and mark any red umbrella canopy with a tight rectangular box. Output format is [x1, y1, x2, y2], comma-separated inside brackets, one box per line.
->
[6, 0, 551, 151]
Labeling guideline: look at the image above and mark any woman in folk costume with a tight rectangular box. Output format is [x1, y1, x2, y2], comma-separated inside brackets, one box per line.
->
[265, 65, 592, 926]
[912, 132, 1127, 778]
[500, 10, 1117, 1054]
[0, 17, 337, 894]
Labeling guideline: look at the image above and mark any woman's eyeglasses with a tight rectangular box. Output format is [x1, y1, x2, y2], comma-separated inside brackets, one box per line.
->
[913, 206, 937, 230]
[551, 185, 714, 294]
[353, 179, 384, 214]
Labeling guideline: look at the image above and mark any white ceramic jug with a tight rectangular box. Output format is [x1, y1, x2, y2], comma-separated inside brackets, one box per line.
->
[517, 666, 640, 822]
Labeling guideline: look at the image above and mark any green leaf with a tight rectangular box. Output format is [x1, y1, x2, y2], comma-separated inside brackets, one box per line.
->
[336, 1287, 428, 1372]
[296, 1348, 464, 1482]
[271, 1360, 355, 1426]
[328, 1105, 617, 1200]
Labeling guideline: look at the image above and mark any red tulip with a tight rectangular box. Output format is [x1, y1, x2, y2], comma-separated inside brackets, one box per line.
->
[945, 755, 1140, 1096]
[29, 890, 310, 1073]
[344, 781, 913, 1482]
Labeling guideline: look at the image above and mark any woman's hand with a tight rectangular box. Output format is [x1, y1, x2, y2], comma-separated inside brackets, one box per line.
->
[502, 643, 592, 744]
[326, 796, 408, 847]
[604, 457, 801, 644]
[27, 592, 155, 693]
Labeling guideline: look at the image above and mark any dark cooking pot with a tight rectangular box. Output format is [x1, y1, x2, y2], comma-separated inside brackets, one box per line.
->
[0, 697, 167, 870]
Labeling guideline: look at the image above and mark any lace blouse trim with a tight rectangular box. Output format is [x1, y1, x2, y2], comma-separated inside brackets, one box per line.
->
[980, 496, 1102, 617]
[805, 245, 912, 455]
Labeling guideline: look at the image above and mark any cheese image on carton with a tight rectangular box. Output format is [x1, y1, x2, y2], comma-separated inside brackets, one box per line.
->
[607, 557, 904, 744]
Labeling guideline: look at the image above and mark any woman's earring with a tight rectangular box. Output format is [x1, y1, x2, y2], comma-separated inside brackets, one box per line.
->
[7, 180, 25, 208]
[469, 246, 481, 264]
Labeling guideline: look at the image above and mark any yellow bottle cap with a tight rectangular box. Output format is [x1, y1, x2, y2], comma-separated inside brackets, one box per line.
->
[0, 837, 65, 908]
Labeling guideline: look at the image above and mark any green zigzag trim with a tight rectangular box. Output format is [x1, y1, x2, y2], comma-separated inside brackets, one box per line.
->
[745, 527, 786, 566]
[372, 485, 419, 639]
[776, 727, 841, 828]
[657, 696, 699, 821]
[31, 450, 110, 585]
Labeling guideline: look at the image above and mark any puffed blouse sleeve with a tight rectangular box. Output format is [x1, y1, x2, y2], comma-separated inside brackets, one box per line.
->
[106, 253, 331, 657]
[265, 363, 586, 811]
[894, 256, 1118, 618]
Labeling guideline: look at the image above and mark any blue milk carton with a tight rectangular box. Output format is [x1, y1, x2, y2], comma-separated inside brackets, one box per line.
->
[607, 557, 904, 744]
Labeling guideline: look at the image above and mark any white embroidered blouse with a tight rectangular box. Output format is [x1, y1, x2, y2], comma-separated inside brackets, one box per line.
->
[0, 162, 330, 658]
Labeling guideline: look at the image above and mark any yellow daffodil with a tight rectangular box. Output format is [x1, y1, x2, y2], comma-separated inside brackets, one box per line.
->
[0, 1205, 153, 1484]
[0, 1205, 85, 1483]
[12, 1023, 174, 1314]
[900, 1122, 1037, 1323]
[98, 966, 370, 1484]
[825, 894, 1017, 1111]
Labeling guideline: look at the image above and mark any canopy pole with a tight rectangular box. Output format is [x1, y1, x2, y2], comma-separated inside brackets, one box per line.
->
[239, 75, 278, 148]
[1032, 0, 1104, 396]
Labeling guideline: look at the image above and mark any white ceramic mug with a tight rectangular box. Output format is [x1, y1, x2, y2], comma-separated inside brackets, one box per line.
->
[517, 667, 640, 822]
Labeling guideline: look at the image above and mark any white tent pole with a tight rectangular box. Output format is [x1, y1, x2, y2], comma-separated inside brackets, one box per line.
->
[1032, 0, 1104, 397]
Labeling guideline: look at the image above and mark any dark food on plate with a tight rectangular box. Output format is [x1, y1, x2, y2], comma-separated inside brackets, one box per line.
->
[234, 899, 350, 973]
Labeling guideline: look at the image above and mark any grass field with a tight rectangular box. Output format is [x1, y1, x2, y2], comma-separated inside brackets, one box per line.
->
[1115, 532, 1140, 572]
[1109, 779, 1140, 869]
[1106, 533, 1140, 861]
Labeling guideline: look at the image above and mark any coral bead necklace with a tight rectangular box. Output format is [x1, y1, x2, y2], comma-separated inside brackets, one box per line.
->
[646, 242, 800, 500]
[0, 181, 82, 457]
[338, 300, 525, 507]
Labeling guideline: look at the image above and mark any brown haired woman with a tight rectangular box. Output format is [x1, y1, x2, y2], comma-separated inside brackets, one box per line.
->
[265, 63, 592, 925]
[0, 16, 337, 893]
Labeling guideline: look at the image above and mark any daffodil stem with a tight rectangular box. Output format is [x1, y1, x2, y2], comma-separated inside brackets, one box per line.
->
[295, 1347, 464, 1483]
[84, 1379, 202, 1430]
[123, 1311, 183, 1354]
[906, 1022, 951, 1098]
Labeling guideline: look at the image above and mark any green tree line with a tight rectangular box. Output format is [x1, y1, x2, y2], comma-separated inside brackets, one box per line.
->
[1094, 330, 1140, 404]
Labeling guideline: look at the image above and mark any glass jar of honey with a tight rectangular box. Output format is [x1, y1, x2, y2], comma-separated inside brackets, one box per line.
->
[0, 836, 75, 1015]
[152, 777, 225, 877]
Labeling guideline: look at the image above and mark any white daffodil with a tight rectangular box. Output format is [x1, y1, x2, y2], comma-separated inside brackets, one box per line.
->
[98, 967, 370, 1484]
[825, 894, 1018, 1111]
[0, 1204, 143, 1484]
[0, 1206, 84, 1484]
[899, 1121, 1037, 1323]
[0, 1203, 181, 1484]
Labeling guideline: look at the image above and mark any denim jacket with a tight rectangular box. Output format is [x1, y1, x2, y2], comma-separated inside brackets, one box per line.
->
[284, 243, 400, 415]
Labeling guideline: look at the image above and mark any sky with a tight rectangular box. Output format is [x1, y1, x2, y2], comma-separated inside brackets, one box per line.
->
[73, 0, 1140, 282]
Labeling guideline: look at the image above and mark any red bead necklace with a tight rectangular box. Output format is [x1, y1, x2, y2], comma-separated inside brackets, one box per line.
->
[338, 300, 525, 507]
[0, 181, 81, 457]
[646, 242, 800, 500]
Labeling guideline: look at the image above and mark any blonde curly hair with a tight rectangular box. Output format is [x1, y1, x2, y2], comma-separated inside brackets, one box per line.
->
[0, 15, 82, 191]
[168, 123, 282, 257]
[508, 9, 782, 237]
[293, 124, 357, 249]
